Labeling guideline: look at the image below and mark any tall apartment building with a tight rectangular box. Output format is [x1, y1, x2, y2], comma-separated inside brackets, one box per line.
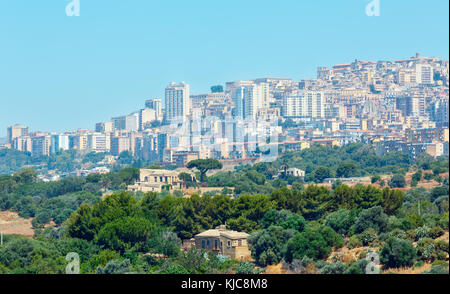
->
[396, 96, 426, 117]
[111, 113, 139, 132]
[7, 125, 28, 144]
[145, 98, 162, 119]
[165, 82, 190, 123]
[416, 64, 434, 85]
[88, 133, 111, 152]
[282, 91, 324, 118]
[50, 134, 70, 154]
[110, 136, 131, 156]
[13, 136, 32, 153]
[233, 83, 269, 119]
[95, 121, 113, 133]
[31, 135, 51, 157]
[139, 108, 157, 130]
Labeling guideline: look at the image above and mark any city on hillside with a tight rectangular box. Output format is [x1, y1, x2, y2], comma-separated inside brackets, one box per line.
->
[2, 53, 448, 181]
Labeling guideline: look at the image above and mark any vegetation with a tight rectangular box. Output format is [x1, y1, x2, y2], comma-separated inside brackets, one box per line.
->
[0, 144, 448, 274]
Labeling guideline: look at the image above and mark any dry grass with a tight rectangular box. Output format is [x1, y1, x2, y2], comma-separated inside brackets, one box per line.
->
[383, 263, 432, 274]
[0, 210, 34, 238]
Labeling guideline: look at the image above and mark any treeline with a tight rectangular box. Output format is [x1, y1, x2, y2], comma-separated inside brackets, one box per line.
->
[0, 167, 140, 227]
[207, 144, 449, 195]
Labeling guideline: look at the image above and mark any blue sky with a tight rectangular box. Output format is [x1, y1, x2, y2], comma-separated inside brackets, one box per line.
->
[0, 0, 448, 136]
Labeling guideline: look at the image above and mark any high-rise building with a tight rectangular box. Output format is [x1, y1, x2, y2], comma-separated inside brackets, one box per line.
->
[416, 64, 434, 85]
[282, 91, 324, 118]
[112, 113, 139, 132]
[396, 96, 426, 117]
[165, 82, 190, 123]
[145, 99, 162, 119]
[7, 125, 28, 144]
[95, 121, 113, 133]
[139, 108, 157, 130]
[233, 83, 269, 119]
[110, 136, 131, 156]
[31, 135, 51, 157]
[50, 134, 70, 154]
[88, 133, 111, 152]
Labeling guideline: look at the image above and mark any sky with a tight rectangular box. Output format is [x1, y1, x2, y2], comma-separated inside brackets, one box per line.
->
[0, 0, 449, 137]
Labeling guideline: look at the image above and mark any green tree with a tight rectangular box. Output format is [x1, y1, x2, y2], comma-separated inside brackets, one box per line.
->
[248, 226, 295, 266]
[388, 174, 406, 188]
[380, 237, 416, 269]
[187, 159, 223, 182]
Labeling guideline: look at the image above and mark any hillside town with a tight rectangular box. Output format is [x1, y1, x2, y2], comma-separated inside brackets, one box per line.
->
[2, 54, 449, 177]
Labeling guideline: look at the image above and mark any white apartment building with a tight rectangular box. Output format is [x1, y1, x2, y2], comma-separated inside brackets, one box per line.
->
[165, 82, 190, 122]
[88, 133, 111, 152]
[416, 64, 434, 85]
[233, 82, 269, 119]
[50, 134, 70, 154]
[145, 98, 162, 120]
[282, 91, 324, 118]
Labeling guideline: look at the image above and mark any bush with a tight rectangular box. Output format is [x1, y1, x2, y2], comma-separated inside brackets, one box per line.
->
[325, 209, 358, 236]
[380, 237, 416, 269]
[284, 226, 342, 262]
[429, 226, 445, 239]
[414, 226, 430, 241]
[319, 261, 348, 274]
[235, 262, 256, 274]
[347, 236, 362, 249]
[353, 206, 388, 234]
[359, 228, 378, 246]
[343, 259, 369, 274]
[248, 226, 295, 266]
[388, 175, 406, 188]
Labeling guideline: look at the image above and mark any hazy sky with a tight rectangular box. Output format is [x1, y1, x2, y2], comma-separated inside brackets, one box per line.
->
[0, 0, 449, 136]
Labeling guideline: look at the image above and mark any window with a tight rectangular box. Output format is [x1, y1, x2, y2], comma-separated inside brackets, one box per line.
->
[207, 240, 210, 248]
[215, 240, 218, 249]
[227, 241, 231, 248]
[202, 240, 206, 249]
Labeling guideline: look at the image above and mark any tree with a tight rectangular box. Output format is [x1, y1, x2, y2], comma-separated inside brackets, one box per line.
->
[325, 209, 358, 235]
[210, 85, 224, 93]
[412, 170, 422, 182]
[312, 166, 332, 183]
[187, 159, 223, 182]
[95, 216, 154, 252]
[371, 174, 381, 184]
[388, 174, 406, 188]
[260, 209, 306, 231]
[353, 206, 388, 234]
[380, 237, 416, 269]
[248, 226, 295, 266]
[382, 188, 405, 214]
[336, 162, 358, 178]
[284, 226, 341, 262]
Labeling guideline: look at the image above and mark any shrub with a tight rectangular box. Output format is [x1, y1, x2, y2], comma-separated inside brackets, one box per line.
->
[388, 175, 406, 188]
[319, 261, 348, 274]
[353, 206, 388, 234]
[359, 228, 378, 246]
[347, 236, 362, 249]
[429, 226, 445, 239]
[235, 262, 256, 274]
[284, 227, 333, 262]
[343, 259, 369, 274]
[414, 226, 430, 241]
[380, 237, 416, 269]
[325, 209, 358, 236]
